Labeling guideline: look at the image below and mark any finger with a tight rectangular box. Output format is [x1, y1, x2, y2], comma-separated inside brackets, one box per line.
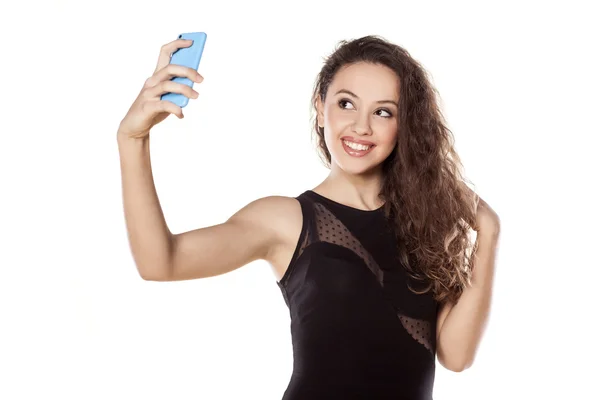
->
[159, 64, 204, 83]
[151, 100, 185, 119]
[146, 80, 199, 99]
[146, 64, 203, 88]
[154, 38, 194, 73]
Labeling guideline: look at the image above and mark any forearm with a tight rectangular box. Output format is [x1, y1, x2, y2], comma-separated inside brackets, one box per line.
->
[438, 231, 499, 370]
[117, 133, 173, 279]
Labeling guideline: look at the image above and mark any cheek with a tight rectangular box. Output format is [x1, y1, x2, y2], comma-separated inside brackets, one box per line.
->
[383, 128, 398, 146]
[326, 103, 356, 124]
[385, 137, 398, 155]
[381, 119, 398, 141]
[376, 125, 398, 154]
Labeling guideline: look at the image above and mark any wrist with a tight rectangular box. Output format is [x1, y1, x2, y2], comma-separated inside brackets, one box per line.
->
[117, 130, 148, 145]
[117, 132, 149, 155]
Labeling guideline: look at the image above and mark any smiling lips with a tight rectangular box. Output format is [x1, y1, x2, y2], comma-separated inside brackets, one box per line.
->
[341, 136, 375, 146]
[341, 138, 376, 157]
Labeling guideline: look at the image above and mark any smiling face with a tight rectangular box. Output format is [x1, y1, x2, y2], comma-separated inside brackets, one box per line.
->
[316, 62, 400, 177]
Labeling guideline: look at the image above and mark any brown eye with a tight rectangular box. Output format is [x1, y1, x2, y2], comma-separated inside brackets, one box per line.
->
[338, 99, 393, 118]
[377, 109, 393, 118]
[338, 99, 353, 109]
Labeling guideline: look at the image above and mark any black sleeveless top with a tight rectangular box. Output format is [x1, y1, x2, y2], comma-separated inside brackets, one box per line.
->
[276, 190, 440, 400]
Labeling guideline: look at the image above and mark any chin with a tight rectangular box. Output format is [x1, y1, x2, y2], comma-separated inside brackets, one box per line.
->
[330, 150, 384, 176]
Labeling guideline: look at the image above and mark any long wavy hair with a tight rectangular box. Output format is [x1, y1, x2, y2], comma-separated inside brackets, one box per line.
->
[310, 35, 480, 306]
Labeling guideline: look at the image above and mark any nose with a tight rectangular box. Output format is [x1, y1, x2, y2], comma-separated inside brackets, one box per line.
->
[352, 114, 372, 136]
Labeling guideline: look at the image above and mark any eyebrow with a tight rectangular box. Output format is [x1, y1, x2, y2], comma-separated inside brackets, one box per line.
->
[334, 89, 398, 107]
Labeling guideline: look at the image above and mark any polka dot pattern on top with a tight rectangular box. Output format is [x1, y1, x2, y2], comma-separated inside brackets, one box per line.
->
[313, 203, 384, 285]
[306, 201, 434, 355]
[398, 314, 433, 354]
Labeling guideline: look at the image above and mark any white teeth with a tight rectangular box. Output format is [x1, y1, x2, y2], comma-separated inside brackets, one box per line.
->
[343, 140, 372, 151]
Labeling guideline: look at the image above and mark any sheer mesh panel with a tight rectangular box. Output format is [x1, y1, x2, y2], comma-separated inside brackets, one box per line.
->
[398, 315, 433, 353]
[296, 220, 311, 260]
[313, 203, 384, 285]
[311, 201, 433, 355]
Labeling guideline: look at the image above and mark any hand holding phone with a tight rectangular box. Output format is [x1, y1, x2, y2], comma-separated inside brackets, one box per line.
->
[161, 32, 207, 108]
[117, 34, 206, 141]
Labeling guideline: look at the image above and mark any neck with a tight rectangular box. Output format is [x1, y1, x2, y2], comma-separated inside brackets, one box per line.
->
[316, 167, 385, 211]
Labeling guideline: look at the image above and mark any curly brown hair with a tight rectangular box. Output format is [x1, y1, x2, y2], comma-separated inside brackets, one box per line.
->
[310, 35, 480, 307]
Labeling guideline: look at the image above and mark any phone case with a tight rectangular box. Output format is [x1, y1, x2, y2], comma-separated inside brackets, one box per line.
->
[160, 32, 207, 108]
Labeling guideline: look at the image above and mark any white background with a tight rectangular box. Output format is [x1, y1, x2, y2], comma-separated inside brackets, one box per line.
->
[1, 0, 598, 398]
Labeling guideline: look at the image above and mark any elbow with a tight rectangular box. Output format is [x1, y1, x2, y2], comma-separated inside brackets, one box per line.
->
[139, 270, 170, 281]
[445, 362, 469, 373]
[439, 354, 473, 373]
[137, 263, 172, 281]
[140, 273, 160, 281]
[138, 270, 158, 281]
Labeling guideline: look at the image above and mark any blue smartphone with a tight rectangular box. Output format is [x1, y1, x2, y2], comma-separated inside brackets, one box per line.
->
[160, 32, 207, 108]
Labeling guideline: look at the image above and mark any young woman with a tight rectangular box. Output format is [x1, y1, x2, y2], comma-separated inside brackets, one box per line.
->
[117, 35, 500, 400]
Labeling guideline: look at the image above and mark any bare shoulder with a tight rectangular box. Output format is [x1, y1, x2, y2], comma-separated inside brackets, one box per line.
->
[230, 195, 302, 281]
[228, 195, 299, 228]
[227, 195, 301, 249]
[230, 195, 297, 218]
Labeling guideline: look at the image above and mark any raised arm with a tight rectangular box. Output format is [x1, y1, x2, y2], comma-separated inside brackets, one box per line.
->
[118, 134, 285, 281]
[116, 37, 284, 282]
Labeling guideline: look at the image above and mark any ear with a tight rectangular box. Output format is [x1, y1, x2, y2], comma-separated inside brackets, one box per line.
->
[316, 95, 325, 128]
